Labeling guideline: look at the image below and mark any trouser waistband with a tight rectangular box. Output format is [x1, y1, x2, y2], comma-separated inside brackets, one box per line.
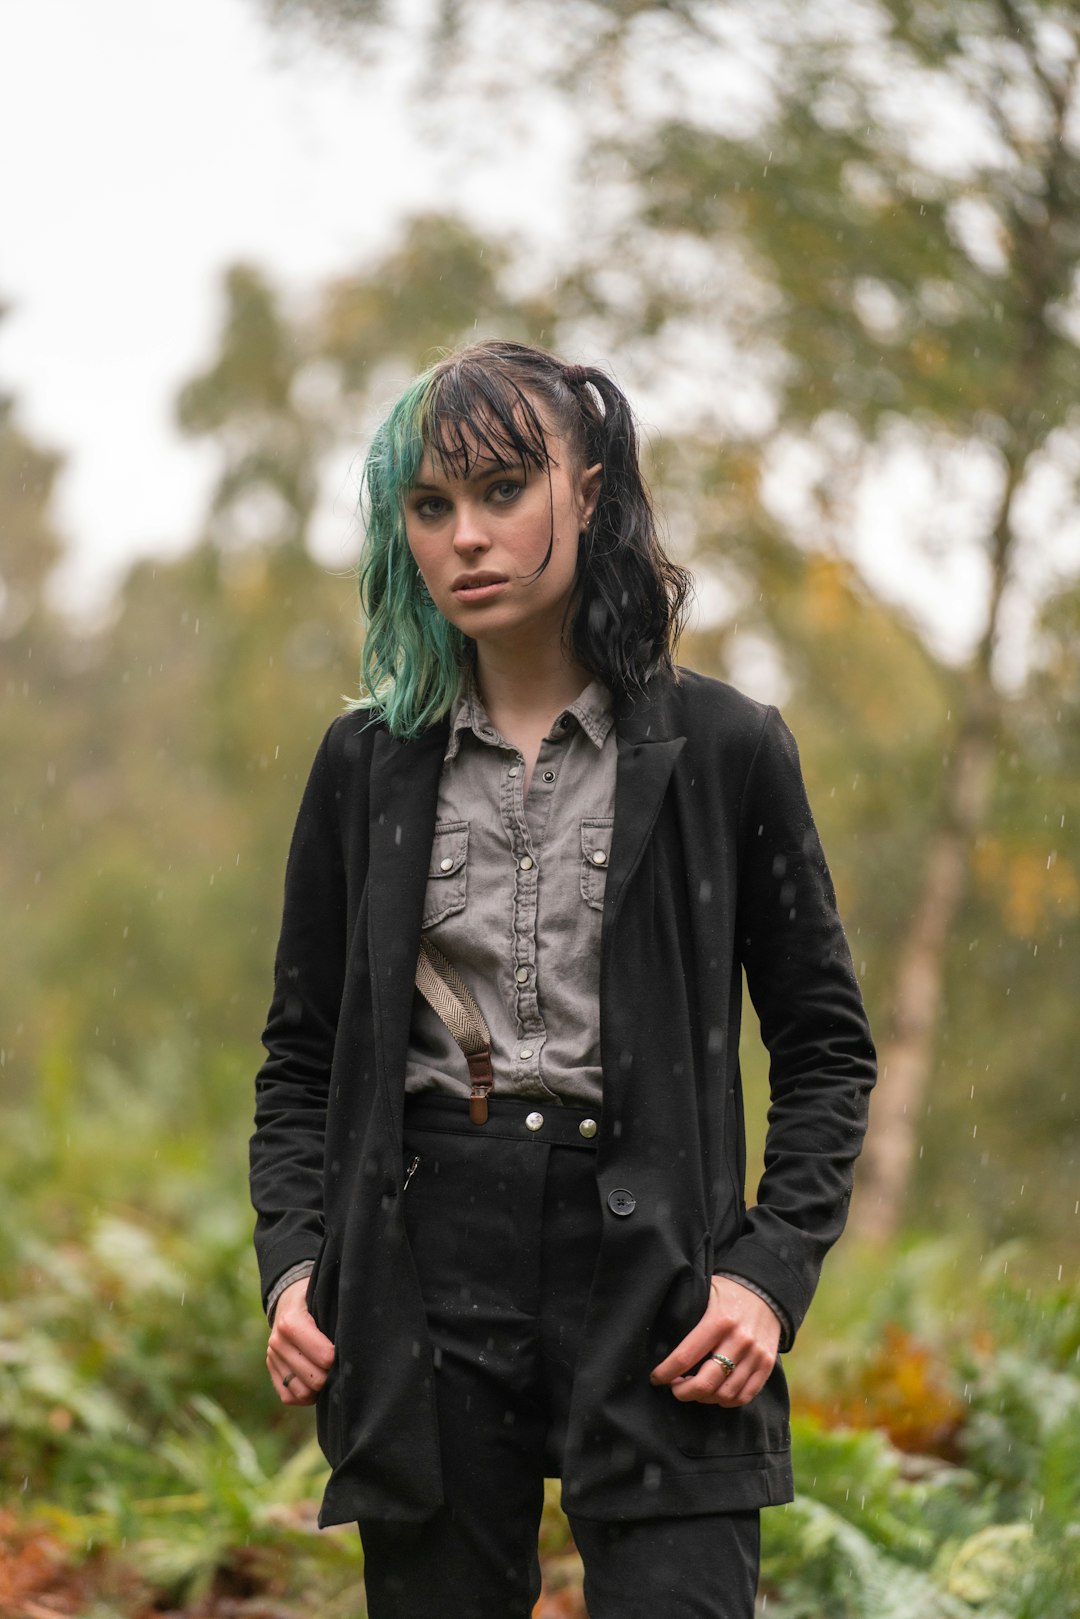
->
[403, 1093, 600, 1149]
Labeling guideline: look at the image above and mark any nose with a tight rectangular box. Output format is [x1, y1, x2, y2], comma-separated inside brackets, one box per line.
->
[450, 499, 490, 555]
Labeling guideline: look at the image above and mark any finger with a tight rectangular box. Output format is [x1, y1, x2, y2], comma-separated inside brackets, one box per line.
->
[273, 1308, 336, 1370]
[673, 1342, 773, 1406]
[650, 1317, 724, 1386]
[670, 1353, 737, 1403]
[268, 1361, 313, 1406]
[266, 1345, 326, 1403]
[719, 1331, 778, 1399]
[674, 1343, 747, 1398]
[271, 1367, 317, 1406]
[271, 1306, 336, 1369]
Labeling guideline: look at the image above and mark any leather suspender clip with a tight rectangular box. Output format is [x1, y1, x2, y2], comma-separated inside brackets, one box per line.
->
[465, 1051, 494, 1123]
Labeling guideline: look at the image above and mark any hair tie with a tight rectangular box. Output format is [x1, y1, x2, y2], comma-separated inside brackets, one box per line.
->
[564, 363, 589, 387]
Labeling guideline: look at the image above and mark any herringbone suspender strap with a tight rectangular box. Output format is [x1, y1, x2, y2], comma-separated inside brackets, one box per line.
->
[414, 937, 494, 1124]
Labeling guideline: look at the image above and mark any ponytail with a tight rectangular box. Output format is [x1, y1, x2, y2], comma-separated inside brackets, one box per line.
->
[562, 363, 692, 696]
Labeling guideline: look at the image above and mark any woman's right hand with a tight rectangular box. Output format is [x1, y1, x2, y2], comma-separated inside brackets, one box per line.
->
[266, 1276, 336, 1405]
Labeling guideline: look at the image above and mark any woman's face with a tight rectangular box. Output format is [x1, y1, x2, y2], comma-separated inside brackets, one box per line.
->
[404, 409, 601, 658]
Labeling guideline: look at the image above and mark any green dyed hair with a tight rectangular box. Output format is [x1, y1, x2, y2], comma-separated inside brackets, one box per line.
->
[354, 340, 692, 737]
[354, 368, 465, 737]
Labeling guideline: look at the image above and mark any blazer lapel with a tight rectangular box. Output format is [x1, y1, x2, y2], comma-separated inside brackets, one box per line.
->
[366, 719, 449, 1136]
[605, 677, 686, 926]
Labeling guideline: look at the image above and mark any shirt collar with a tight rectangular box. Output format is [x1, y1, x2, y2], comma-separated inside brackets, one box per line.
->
[560, 679, 614, 750]
[444, 674, 613, 761]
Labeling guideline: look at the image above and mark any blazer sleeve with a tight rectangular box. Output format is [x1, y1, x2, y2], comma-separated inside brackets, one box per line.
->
[720, 706, 876, 1349]
[249, 723, 348, 1312]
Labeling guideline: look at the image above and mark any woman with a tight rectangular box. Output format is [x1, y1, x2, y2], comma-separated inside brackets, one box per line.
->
[250, 340, 876, 1618]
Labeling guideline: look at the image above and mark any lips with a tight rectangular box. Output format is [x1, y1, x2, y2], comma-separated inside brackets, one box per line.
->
[451, 571, 509, 597]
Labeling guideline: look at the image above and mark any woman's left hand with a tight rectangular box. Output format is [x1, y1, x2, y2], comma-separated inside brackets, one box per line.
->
[649, 1276, 780, 1407]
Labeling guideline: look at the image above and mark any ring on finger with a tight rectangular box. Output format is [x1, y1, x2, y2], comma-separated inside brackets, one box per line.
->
[709, 1352, 736, 1374]
[282, 1372, 295, 1388]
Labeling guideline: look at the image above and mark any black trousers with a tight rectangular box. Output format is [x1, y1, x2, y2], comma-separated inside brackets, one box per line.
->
[358, 1097, 760, 1619]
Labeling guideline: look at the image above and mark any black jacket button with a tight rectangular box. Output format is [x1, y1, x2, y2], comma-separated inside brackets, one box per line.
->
[607, 1188, 636, 1216]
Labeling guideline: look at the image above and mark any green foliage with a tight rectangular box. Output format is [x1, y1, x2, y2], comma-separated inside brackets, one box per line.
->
[4, 1088, 1078, 1617]
[756, 1247, 1080, 1617]
[0, 1057, 363, 1612]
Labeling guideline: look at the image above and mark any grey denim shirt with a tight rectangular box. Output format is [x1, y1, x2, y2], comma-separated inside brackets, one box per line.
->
[405, 676, 616, 1106]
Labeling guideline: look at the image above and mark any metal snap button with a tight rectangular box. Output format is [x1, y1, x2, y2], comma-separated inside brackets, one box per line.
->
[579, 1118, 598, 1139]
[508, 766, 519, 778]
[515, 965, 530, 983]
[607, 1188, 636, 1216]
[520, 1048, 534, 1060]
[542, 770, 555, 783]
[519, 855, 534, 871]
[440, 856, 454, 872]
[591, 849, 608, 866]
[526, 1111, 544, 1132]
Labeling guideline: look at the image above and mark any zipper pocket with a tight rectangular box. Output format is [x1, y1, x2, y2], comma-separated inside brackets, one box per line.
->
[403, 1154, 421, 1192]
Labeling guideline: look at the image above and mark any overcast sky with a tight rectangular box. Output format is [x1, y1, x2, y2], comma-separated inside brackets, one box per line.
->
[0, 0, 577, 612]
[2, 0, 1075, 680]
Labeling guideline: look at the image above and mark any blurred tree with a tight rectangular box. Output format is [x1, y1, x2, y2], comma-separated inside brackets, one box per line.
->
[255, 0, 1080, 1244]
[0, 314, 76, 1098]
[176, 263, 327, 554]
[0, 405, 64, 641]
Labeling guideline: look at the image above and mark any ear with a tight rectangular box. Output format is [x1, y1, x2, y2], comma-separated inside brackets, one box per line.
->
[578, 462, 603, 527]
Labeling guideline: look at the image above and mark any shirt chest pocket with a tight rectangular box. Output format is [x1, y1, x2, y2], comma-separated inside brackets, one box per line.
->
[580, 817, 614, 911]
[422, 822, 469, 929]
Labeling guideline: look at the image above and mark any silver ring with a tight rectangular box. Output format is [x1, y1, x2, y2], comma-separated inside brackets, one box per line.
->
[710, 1353, 736, 1374]
[282, 1372, 295, 1387]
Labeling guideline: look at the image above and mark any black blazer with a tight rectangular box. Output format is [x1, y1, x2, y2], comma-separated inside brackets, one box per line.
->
[250, 668, 876, 1527]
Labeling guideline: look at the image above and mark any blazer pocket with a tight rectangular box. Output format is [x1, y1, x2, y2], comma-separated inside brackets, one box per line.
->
[579, 817, 614, 911]
[651, 1230, 790, 1461]
[422, 821, 469, 929]
[665, 1357, 791, 1461]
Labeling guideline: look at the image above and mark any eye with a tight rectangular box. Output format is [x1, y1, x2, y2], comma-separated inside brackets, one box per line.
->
[487, 479, 523, 504]
[411, 494, 449, 520]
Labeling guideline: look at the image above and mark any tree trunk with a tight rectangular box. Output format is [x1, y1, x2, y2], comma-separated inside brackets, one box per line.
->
[850, 701, 995, 1244]
[850, 455, 1021, 1245]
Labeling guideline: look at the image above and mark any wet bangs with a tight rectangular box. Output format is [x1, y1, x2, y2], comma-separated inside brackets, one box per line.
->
[419, 361, 553, 481]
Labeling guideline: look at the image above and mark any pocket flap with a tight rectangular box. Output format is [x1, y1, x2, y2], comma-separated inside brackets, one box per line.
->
[428, 825, 468, 879]
[580, 818, 613, 868]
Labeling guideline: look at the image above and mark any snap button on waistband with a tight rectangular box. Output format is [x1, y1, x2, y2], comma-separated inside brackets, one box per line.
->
[525, 1111, 544, 1132]
[579, 1118, 598, 1139]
